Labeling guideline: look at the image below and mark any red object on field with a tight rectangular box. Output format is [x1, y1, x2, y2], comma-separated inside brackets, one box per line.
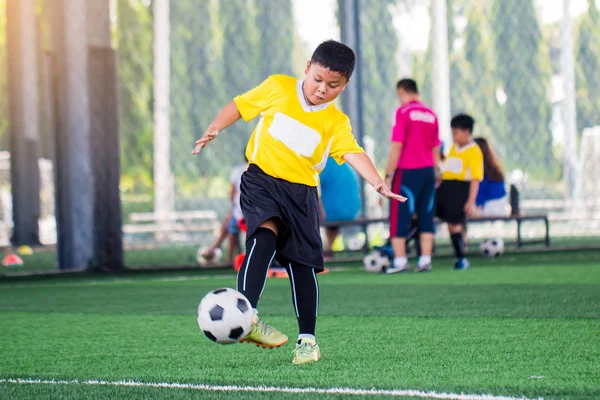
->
[2, 254, 23, 267]
[238, 218, 247, 233]
[234, 252, 246, 272]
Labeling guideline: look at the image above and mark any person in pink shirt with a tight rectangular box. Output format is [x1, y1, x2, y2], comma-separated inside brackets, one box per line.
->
[384, 79, 442, 273]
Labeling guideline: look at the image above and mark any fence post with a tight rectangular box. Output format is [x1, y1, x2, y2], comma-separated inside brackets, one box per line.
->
[153, 0, 174, 234]
[340, 0, 370, 250]
[50, 0, 94, 270]
[561, 0, 578, 200]
[87, 0, 124, 271]
[431, 0, 451, 145]
[6, 0, 42, 246]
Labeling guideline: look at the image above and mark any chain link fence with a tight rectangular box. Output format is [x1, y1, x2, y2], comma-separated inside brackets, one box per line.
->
[0, 0, 599, 274]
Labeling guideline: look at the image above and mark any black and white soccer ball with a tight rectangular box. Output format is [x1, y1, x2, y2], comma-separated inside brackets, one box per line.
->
[197, 288, 253, 344]
[363, 251, 390, 273]
[197, 247, 223, 266]
[480, 238, 505, 257]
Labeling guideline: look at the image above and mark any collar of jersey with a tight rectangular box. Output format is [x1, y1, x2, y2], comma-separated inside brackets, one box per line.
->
[296, 80, 331, 112]
[454, 140, 477, 152]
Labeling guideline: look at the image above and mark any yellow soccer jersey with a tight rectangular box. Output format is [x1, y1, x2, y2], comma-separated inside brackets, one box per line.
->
[442, 141, 484, 181]
[233, 74, 364, 187]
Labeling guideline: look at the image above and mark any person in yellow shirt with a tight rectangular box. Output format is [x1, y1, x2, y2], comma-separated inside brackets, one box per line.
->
[436, 114, 484, 270]
[192, 40, 404, 364]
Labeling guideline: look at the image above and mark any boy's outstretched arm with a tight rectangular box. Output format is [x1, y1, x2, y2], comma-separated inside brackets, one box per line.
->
[343, 152, 406, 202]
[192, 101, 242, 155]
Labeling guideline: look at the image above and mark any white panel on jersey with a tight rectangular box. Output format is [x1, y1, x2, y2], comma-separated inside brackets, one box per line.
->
[269, 112, 321, 157]
[443, 157, 463, 173]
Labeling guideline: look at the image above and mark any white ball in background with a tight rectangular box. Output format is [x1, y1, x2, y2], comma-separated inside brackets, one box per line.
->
[480, 238, 505, 257]
[363, 251, 390, 273]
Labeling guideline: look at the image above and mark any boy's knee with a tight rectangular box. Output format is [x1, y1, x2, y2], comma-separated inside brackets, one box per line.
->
[259, 218, 279, 236]
[447, 224, 462, 234]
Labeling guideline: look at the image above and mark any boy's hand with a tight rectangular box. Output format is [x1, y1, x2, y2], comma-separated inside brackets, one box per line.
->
[464, 200, 476, 216]
[191, 127, 219, 155]
[319, 202, 326, 221]
[374, 183, 406, 202]
[435, 166, 443, 187]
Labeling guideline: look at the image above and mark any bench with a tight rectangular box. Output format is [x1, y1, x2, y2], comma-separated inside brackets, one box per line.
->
[123, 210, 220, 241]
[321, 213, 550, 251]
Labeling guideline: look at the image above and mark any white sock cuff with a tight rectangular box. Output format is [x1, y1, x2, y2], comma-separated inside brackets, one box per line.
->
[298, 334, 316, 343]
[418, 255, 432, 266]
[393, 257, 408, 268]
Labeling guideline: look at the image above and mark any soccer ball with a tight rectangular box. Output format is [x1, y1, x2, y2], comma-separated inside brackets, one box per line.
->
[480, 238, 504, 257]
[363, 251, 390, 273]
[197, 247, 223, 266]
[197, 288, 253, 344]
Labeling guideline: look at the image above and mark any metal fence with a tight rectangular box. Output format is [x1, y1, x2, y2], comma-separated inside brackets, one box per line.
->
[0, 0, 599, 274]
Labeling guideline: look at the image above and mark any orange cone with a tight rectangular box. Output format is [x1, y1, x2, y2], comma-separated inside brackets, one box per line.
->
[2, 254, 24, 267]
[234, 252, 246, 272]
[237, 218, 247, 234]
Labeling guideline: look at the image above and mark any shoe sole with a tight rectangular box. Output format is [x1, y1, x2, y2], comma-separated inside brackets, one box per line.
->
[240, 337, 288, 349]
[385, 268, 409, 274]
[292, 355, 321, 365]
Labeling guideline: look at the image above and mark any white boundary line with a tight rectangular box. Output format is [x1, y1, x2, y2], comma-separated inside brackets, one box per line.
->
[0, 378, 544, 400]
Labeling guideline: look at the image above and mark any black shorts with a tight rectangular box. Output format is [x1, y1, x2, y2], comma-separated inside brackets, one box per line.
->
[240, 164, 324, 271]
[436, 180, 470, 225]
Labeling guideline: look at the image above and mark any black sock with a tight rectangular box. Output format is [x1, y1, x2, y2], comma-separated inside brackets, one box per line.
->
[450, 232, 465, 259]
[285, 264, 319, 336]
[236, 228, 277, 308]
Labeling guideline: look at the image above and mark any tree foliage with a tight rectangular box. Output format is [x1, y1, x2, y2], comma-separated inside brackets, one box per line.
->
[357, 0, 399, 166]
[575, 0, 600, 131]
[218, 0, 261, 165]
[255, 0, 295, 80]
[170, 0, 223, 183]
[491, 0, 554, 172]
[462, 2, 503, 149]
[115, 0, 154, 193]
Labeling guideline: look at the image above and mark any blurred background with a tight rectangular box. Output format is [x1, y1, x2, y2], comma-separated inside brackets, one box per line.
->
[0, 0, 599, 275]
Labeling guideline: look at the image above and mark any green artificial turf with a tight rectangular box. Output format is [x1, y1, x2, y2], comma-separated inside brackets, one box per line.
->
[0, 253, 599, 399]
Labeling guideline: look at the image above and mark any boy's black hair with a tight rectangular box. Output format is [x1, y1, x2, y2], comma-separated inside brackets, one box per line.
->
[310, 40, 356, 80]
[451, 114, 475, 134]
[396, 78, 419, 93]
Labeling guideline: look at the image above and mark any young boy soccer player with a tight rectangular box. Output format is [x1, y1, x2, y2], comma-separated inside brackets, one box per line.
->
[192, 40, 405, 365]
[436, 114, 484, 270]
